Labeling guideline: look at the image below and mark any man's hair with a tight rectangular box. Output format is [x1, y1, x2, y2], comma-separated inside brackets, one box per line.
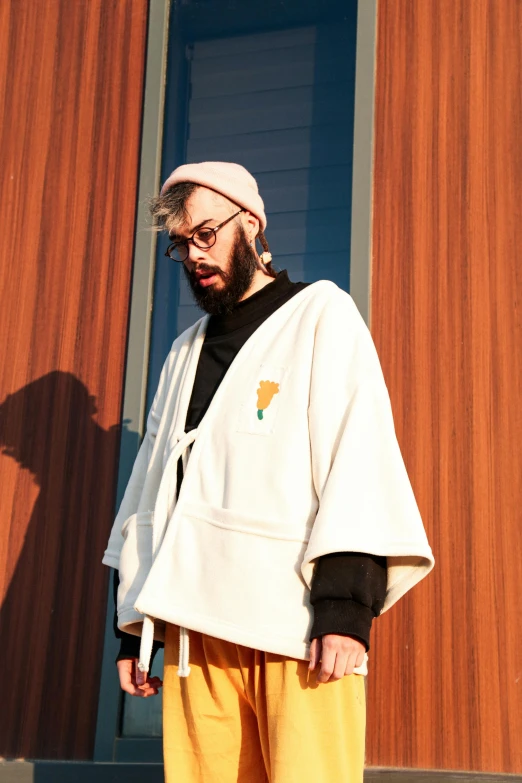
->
[149, 183, 275, 276]
[149, 182, 200, 235]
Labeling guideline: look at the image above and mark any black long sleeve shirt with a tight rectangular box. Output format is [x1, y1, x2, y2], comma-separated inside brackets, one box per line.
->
[114, 269, 387, 666]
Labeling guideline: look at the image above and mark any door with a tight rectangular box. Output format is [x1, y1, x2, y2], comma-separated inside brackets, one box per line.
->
[121, 0, 361, 751]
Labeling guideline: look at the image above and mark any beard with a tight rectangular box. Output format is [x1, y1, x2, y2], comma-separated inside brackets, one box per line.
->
[182, 224, 260, 316]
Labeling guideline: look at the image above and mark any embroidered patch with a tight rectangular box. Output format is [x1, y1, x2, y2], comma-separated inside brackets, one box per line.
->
[256, 380, 279, 420]
[236, 363, 287, 436]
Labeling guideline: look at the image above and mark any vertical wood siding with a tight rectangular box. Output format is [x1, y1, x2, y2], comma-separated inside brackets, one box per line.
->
[0, 0, 149, 760]
[367, 0, 522, 773]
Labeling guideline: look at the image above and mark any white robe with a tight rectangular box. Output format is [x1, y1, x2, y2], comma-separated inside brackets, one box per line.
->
[102, 280, 435, 677]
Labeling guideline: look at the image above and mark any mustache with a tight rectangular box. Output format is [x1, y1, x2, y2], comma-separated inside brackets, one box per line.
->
[190, 265, 229, 282]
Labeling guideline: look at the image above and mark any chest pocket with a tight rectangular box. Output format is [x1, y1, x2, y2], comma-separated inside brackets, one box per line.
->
[236, 363, 287, 436]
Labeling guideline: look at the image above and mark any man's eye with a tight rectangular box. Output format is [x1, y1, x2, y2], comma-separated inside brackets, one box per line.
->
[195, 229, 214, 244]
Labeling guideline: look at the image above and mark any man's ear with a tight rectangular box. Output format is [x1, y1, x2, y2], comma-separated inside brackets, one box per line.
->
[242, 210, 260, 242]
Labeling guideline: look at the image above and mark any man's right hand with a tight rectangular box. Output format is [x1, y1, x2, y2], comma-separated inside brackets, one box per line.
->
[116, 658, 163, 697]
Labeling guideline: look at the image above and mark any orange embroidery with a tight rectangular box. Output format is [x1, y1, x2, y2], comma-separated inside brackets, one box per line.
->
[256, 380, 279, 420]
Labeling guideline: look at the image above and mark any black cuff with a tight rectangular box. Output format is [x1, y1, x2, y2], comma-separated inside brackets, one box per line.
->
[115, 632, 141, 663]
[309, 598, 375, 650]
[115, 634, 164, 670]
[112, 568, 164, 671]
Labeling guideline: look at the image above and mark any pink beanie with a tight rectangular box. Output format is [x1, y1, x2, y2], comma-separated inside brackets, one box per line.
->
[160, 161, 267, 231]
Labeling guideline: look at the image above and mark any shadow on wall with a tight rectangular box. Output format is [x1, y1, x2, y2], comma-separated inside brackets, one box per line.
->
[0, 372, 136, 759]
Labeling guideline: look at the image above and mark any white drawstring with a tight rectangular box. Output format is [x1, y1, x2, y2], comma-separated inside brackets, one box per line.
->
[137, 615, 155, 674]
[137, 429, 198, 678]
[137, 617, 192, 678]
[178, 626, 191, 676]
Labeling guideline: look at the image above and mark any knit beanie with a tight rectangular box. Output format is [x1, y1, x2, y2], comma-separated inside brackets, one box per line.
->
[160, 161, 267, 231]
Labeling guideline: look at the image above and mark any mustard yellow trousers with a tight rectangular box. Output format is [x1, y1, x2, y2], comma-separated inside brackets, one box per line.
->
[163, 622, 366, 783]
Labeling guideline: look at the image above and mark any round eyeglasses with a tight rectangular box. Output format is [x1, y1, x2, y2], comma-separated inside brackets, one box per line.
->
[165, 209, 244, 262]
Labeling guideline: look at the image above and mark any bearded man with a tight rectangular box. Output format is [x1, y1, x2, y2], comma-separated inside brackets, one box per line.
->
[103, 161, 434, 783]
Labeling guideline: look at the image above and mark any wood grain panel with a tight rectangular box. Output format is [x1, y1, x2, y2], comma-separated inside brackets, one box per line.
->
[367, 0, 522, 773]
[0, 0, 149, 760]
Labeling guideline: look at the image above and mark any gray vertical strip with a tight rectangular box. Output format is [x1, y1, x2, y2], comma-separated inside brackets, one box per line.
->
[125, 0, 171, 441]
[93, 0, 171, 762]
[349, 0, 377, 326]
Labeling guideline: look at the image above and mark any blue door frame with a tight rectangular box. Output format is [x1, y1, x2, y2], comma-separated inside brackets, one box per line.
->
[93, 0, 377, 766]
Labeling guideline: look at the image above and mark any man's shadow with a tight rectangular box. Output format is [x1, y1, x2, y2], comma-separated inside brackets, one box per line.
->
[0, 371, 135, 760]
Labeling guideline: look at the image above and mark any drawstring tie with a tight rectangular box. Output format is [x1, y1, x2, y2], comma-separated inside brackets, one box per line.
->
[178, 626, 191, 676]
[137, 428, 198, 678]
[138, 617, 191, 678]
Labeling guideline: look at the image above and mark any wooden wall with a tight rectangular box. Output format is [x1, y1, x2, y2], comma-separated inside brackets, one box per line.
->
[367, 0, 522, 773]
[0, 0, 149, 760]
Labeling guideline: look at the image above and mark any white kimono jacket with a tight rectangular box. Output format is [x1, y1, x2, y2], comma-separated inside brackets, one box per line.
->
[102, 280, 434, 677]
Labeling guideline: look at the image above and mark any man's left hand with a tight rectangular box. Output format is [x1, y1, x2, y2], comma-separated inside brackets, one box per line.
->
[308, 634, 366, 683]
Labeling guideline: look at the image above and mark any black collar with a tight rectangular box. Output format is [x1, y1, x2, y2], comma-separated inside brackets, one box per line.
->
[206, 269, 297, 337]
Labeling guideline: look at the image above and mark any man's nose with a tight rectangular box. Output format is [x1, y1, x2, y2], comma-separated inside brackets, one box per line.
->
[186, 240, 207, 264]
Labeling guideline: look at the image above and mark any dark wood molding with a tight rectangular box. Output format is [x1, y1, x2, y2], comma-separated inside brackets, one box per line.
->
[1, 763, 520, 783]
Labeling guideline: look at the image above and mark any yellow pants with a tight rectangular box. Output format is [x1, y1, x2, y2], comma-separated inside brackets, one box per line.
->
[163, 622, 366, 783]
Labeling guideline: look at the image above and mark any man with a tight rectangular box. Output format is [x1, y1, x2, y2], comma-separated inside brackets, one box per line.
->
[102, 161, 434, 783]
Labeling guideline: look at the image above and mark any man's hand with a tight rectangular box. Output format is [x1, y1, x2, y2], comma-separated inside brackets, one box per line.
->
[117, 658, 163, 697]
[308, 634, 366, 683]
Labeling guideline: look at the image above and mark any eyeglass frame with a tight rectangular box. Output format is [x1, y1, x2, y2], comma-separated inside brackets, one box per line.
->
[164, 208, 244, 263]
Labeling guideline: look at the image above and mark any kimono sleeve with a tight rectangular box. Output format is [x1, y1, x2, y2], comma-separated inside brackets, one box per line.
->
[301, 288, 435, 613]
[101, 345, 174, 570]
